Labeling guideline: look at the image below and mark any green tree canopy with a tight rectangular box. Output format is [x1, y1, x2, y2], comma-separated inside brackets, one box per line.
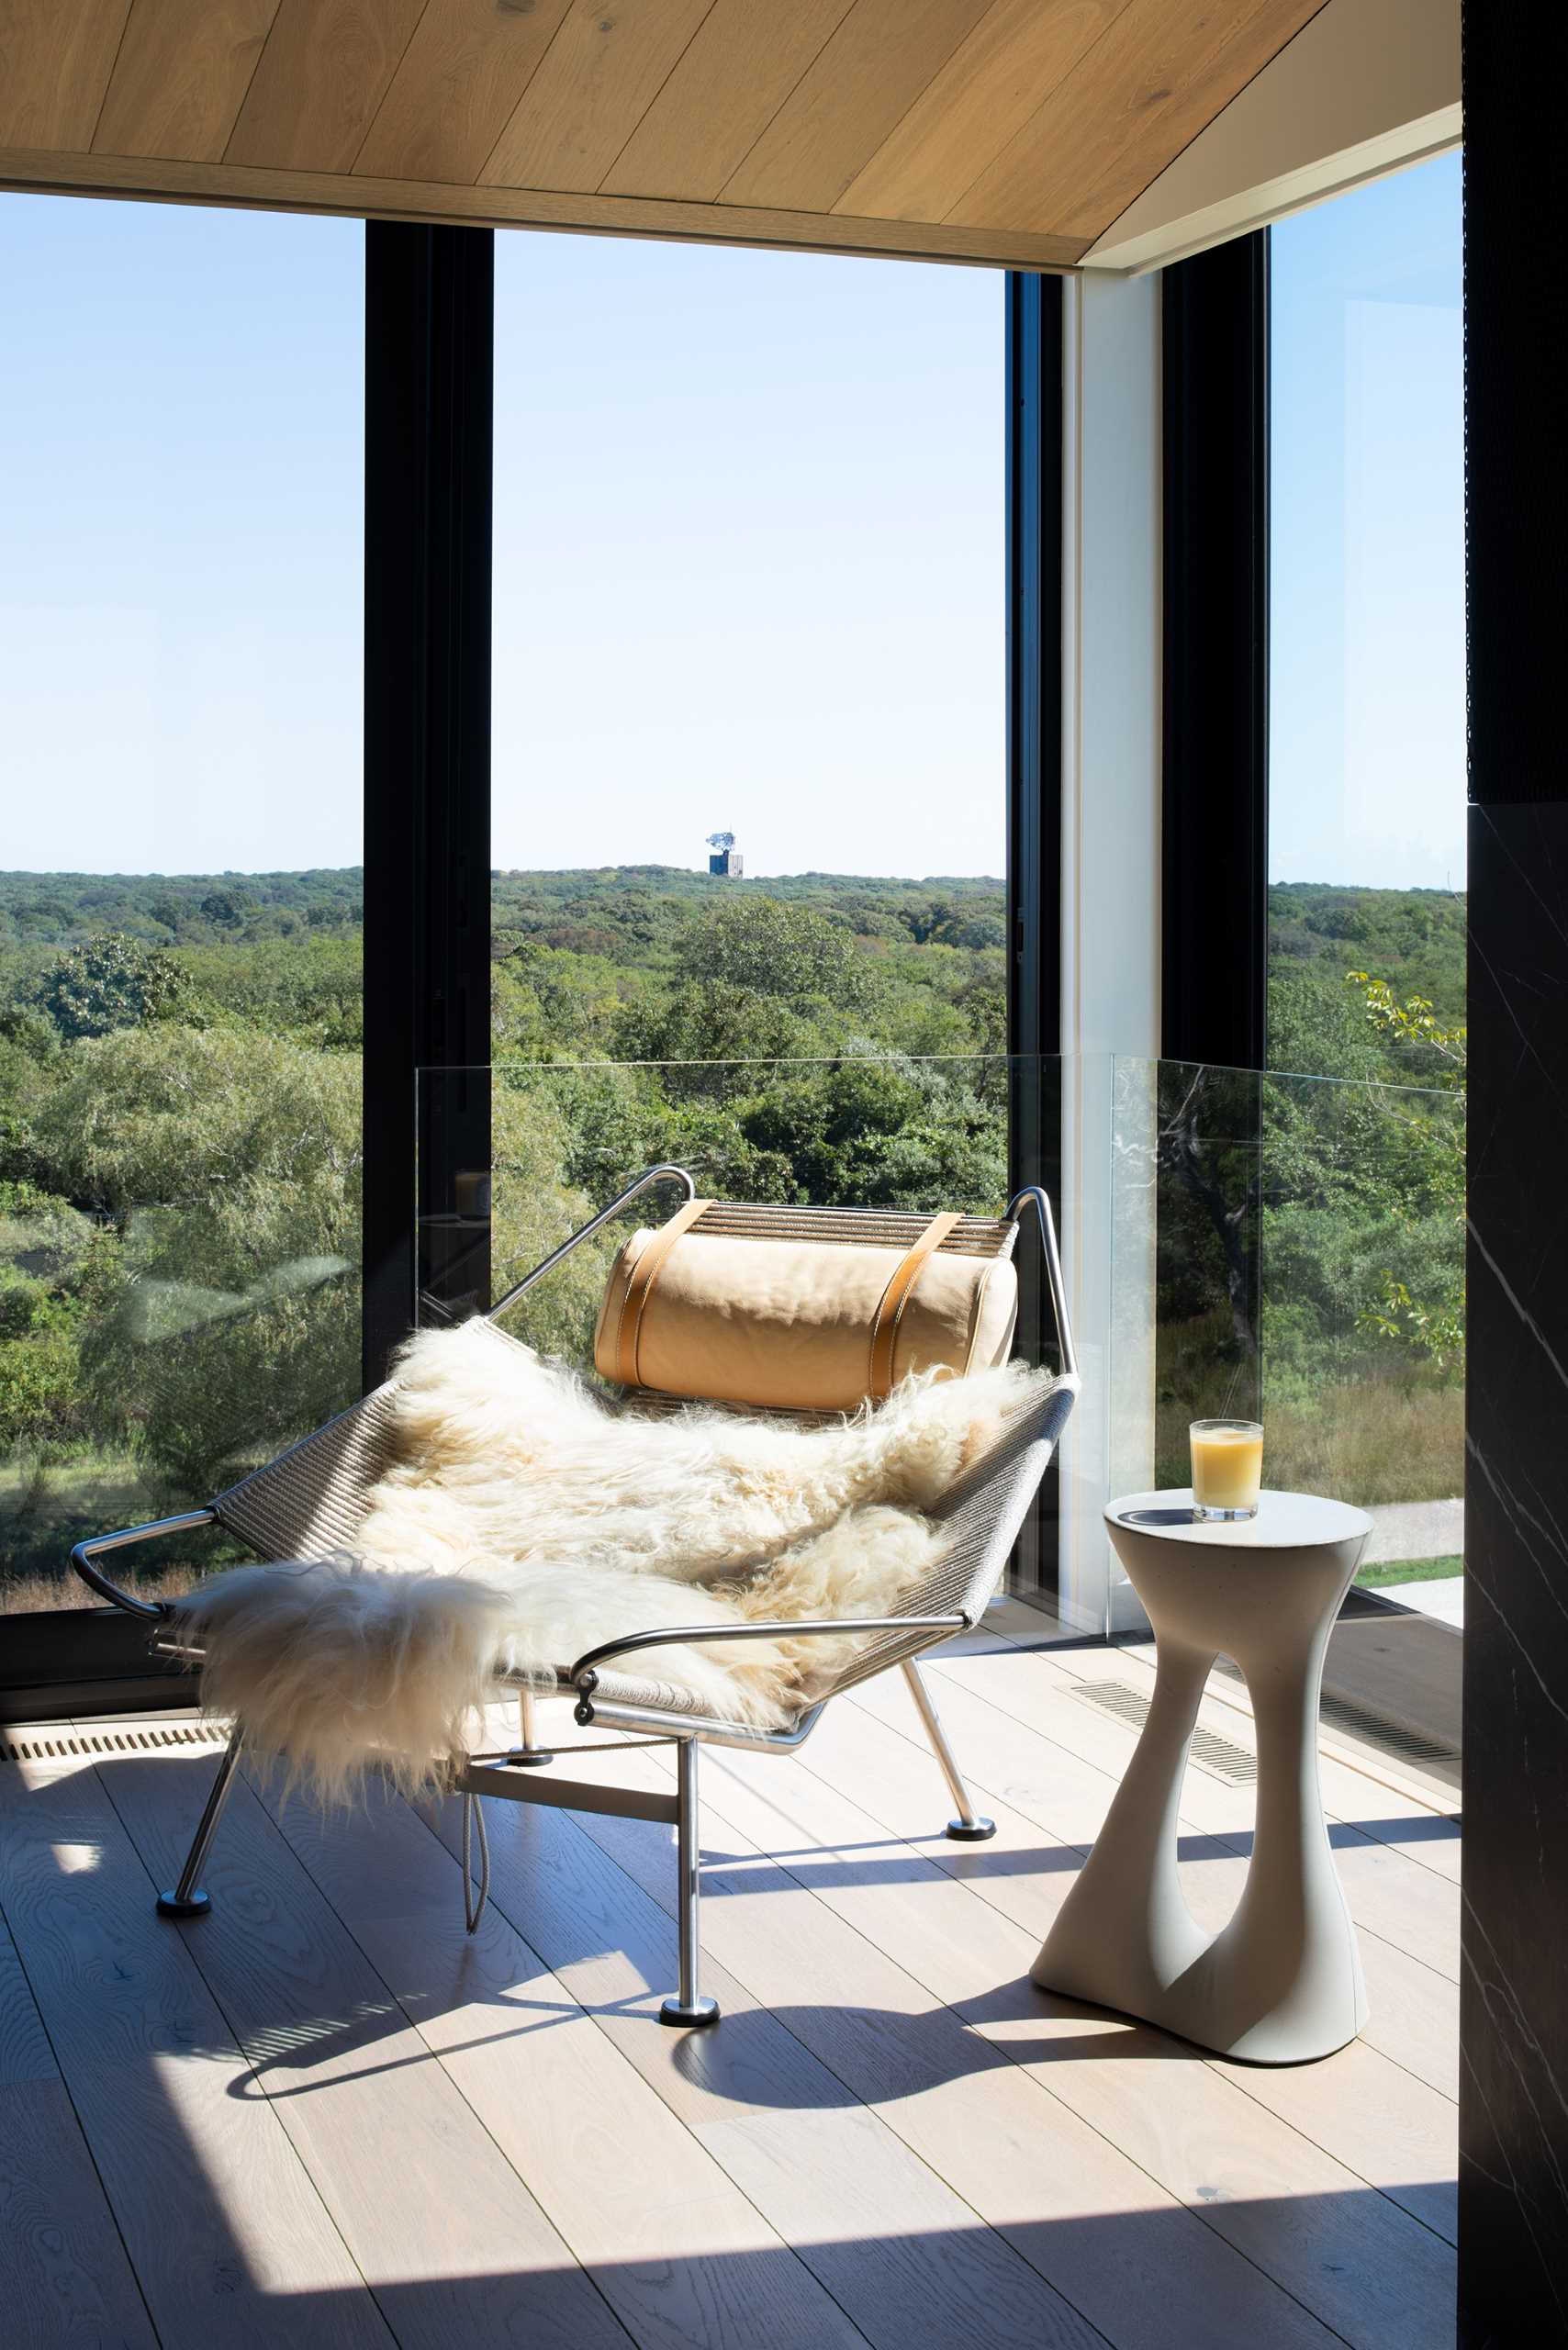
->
[34, 933, 190, 1042]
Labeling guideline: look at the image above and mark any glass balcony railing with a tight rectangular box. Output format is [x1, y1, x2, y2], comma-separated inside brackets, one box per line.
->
[1, 1040, 1463, 1762]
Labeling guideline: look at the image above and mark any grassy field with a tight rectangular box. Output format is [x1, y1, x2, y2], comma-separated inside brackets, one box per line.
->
[0, 1449, 242, 1610]
[1357, 1553, 1463, 1588]
[1151, 1315, 1476, 1494]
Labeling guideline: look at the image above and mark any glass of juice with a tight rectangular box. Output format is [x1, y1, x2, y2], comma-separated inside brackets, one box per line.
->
[1189, 1419, 1264, 1521]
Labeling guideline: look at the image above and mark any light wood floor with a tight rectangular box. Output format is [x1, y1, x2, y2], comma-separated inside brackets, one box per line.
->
[0, 1605, 1460, 2350]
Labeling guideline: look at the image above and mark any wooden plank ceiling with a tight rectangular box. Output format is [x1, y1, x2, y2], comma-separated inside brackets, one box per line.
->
[0, 0, 1327, 268]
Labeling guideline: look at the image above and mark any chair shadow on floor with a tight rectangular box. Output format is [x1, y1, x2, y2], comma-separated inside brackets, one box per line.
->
[2, 1750, 1457, 2350]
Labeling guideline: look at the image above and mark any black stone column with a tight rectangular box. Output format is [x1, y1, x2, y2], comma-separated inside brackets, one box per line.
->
[1459, 12, 1568, 2344]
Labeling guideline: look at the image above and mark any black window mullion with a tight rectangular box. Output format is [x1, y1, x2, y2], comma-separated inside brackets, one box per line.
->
[363, 223, 494, 1389]
[1005, 268, 1065, 1606]
[1161, 230, 1270, 1071]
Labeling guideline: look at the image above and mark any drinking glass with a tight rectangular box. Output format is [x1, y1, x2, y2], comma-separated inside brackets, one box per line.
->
[1190, 1418, 1263, 1521]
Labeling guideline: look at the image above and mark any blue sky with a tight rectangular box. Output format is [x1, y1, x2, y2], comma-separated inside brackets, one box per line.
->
[1271, 150, 1464, 891]
[1, 159, 1462, 887]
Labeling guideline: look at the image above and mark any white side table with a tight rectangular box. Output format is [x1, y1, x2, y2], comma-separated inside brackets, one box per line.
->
[1032, 1489, 1372, 2064]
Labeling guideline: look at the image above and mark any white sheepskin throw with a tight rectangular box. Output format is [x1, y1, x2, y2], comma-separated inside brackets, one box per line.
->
[178, 1318, 1047, 1800]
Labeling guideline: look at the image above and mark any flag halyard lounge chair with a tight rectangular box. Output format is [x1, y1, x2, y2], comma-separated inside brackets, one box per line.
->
[73, 1168, 1078, 2028]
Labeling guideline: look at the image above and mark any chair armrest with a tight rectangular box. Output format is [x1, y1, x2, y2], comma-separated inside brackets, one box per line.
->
[569, 1610, 969, 1696]
[70, 1509, 217, 1622]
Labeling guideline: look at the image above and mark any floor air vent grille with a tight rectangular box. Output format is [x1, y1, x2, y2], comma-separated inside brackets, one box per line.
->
[0, 1725, 227, 1764]
[1316, 1692, 1462, 1770]
[1073, 1682, 1259, 1785]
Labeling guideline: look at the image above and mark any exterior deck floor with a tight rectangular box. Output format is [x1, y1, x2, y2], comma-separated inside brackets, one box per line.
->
[0, 1603, 1459, 2350]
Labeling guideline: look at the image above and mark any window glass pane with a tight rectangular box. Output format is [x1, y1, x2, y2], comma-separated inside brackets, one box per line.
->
[0, 196, 363, 1616]
[488, 234, 1006, 1356]
[1270, 154, 1465, 1057]
[1266, 154, 1466, 1678]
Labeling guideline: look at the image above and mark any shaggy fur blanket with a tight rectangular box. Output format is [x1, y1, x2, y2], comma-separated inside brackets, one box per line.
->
[177, 1318, 1048, 1799]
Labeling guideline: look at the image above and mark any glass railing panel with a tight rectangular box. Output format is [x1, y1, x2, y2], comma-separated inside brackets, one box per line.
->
[1110, 1053, 1463, 1763]
[0, 1046, 363, 1612]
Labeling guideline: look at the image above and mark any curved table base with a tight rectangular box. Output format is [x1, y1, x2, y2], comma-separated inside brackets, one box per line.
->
[1033, 1516, 1368, 2065]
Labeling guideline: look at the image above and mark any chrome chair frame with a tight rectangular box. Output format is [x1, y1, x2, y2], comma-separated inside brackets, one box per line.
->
[72, 1166, 1078, 2028]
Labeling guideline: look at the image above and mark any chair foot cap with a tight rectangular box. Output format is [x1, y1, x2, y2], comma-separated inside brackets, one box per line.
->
[660, 1996, 720, 2028]
[156, 1889, 212, 1918]
[946, 1818, 996, 1842]
[501, 1750, 555, 1768]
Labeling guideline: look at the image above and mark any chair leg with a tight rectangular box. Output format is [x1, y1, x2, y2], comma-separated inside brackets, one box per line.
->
[156, 1725, 245, 1917]
[504, 1686, 554, 1768]
[660, 1739, 720, 2027]
[902, 1660, 996, 1841]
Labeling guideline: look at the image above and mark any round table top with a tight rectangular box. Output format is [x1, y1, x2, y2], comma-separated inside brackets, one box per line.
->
[1105, 1489, 1372, 1550]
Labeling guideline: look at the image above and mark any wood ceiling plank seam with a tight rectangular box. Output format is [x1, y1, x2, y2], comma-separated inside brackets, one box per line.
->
[467, 0, 579, 186]
[689, 0, 862, 206]
[946, 0, 1327, 237]
[83, 2, 138, 157]
[834, 0, 1132, 226]
[205, 0, 282, 172]
[715, 0, 993, 218]
[0, 2, 132, 153]
[599, 0, 858, 205]
[583, 0, 722, 196]
[1067, 0, 1331, 245]
[350, 0, 577, 187]
[227, 1, 433, 174]
[344, 2, 442, 175]
[476, 0, 719, 197]
[934, 0, 1177, 227]
[90, 0, 284, 166]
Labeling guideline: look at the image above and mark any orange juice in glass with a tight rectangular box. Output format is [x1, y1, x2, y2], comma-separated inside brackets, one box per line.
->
[1190, 1418, 1263, 1521]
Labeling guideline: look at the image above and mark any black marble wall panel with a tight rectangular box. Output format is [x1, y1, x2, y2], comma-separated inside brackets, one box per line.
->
[1461, 14, 1568, 2342]
[1461, 808, 1568, 2345]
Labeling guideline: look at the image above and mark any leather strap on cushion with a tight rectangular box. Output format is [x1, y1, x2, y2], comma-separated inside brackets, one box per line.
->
[613, 1196, 712, 1387]
[867, 1213, 961, 1402]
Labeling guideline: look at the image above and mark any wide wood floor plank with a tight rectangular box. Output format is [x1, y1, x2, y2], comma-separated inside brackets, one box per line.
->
[0, 1755, 389, 2350]
[98, 1750, 628, 2350]
[258, 1772, 873, 2350]
[554, 1752, 1352, 2350]
[0, 1911, 59, 2087]
[696, 2104, 1108, 2350]
[1214, 2040, 1457, 2244]
[0, 2077, 162, 2350]
[0, 1909, 159, 2350]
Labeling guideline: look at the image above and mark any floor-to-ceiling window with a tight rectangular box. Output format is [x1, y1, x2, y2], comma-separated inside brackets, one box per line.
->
[478, 234, 1008, 1371]
[1266, 153, 1465, 1728]
[0, 196, 364, 1625]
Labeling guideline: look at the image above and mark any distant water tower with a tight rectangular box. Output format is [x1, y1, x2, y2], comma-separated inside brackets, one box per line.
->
[706, 829, 745, 878]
